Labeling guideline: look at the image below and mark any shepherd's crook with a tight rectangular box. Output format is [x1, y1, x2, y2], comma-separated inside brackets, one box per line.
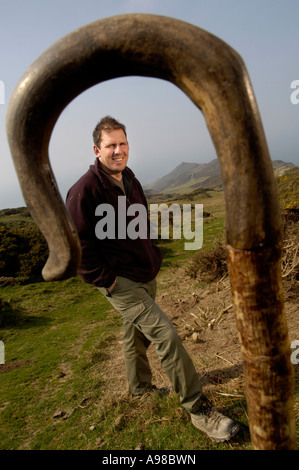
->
[6, 14, 296, 449]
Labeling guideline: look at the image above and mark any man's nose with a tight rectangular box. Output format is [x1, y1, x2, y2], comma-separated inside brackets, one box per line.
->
[114, 145, 122, 154]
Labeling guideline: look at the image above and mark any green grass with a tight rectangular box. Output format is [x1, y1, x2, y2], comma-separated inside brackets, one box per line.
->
[153, 189, 226, 269]
[0, 278, 123, 450]
[0, 275, 251, 450]
[0, 207, 35, 228]
[0, 240, 252, 450]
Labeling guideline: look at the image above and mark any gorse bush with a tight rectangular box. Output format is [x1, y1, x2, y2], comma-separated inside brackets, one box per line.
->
[0, 223, 48, 280]
[184, 240, 227, 282]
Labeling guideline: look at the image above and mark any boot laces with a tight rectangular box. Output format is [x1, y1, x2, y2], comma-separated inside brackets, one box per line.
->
[204, 408, 223, 428]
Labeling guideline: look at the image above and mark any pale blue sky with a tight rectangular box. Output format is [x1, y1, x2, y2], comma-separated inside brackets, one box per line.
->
[0, 0, 298, 208]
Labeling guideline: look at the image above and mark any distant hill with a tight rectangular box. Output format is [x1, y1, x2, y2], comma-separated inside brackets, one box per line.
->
[144, 159, 297, 195]
[145, 162, 200, 193]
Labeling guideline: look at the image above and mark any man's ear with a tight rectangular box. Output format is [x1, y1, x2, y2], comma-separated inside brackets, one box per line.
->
[93, 145, 101, 157]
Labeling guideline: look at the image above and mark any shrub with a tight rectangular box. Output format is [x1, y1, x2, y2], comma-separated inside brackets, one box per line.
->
[0, 224, 48, 280]
[185, 240, 227, 282]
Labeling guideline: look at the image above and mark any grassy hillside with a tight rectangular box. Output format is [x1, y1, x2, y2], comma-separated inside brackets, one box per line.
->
[276, 168, 299, 210]
[145, 160, 298, 196]
[0, 171, 298, 450]
[0, 190, 244, 450]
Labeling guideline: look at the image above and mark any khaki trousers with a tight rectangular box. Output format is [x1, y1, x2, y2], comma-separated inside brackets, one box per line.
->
[97, 276, 202, 413]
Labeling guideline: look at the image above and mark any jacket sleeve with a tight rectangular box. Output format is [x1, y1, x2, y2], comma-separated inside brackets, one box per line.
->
[66, 185, 116, 288]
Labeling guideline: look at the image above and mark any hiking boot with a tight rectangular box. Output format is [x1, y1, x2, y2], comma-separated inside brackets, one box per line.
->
[151, 385, 172, 396]
[191, 396, 239, 443]
[132, 385, 171, 397]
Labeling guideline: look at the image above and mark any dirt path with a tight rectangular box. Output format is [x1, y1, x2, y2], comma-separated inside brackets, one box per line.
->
[104, 263, 298, 411]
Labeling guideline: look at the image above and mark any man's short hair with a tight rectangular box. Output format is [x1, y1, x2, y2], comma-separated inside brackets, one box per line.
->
[93, 116, 127, 147]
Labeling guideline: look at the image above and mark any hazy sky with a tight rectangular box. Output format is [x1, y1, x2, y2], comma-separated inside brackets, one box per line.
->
[0, 0, 298, 209]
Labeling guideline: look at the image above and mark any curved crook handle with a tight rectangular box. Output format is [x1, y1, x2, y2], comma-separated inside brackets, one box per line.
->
[6, 14, 295, 448]
[7, 14, 281, 278]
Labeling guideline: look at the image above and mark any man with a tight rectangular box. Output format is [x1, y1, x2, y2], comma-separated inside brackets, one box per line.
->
[66, 116, 239, 443]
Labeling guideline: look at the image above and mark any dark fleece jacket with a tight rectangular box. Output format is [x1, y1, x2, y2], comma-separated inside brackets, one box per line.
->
[66, 159, 162, 288]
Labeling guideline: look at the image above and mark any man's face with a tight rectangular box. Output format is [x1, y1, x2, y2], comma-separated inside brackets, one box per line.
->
[94, 129, 129, 176]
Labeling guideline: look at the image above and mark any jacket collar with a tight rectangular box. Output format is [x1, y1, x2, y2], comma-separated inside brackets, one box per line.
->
[90, 158, 135, 189]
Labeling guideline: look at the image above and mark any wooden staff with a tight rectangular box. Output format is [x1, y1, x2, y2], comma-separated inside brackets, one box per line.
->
[6, 14, 296, 449]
